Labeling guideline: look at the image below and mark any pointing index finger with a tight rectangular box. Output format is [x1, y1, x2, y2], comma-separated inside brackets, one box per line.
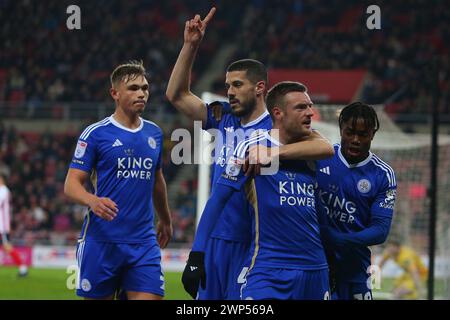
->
[202, 7, 216, 25]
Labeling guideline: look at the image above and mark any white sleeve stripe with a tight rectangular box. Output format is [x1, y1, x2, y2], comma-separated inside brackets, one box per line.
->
[234, 133, 267, 159]
[79, 118, 109, 139]
[372, 156, 396, 185]
[76, 241, 85, 289]
[371, 160, 392, 187]
[234, 134, 263, 157]
[371, 158, 396, 187]
[80, 118, 110, 140]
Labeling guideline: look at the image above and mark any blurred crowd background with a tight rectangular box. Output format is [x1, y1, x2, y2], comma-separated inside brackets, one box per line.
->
[0, 0, 448, 247]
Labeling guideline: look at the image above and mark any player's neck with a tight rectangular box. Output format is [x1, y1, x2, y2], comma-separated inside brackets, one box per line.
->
[344, 152, 370, 165]
[240, 100, 267, 126]
[112, 110, 141, 129]
[271, 126, 304, 145]
[269, 127, 286, 145]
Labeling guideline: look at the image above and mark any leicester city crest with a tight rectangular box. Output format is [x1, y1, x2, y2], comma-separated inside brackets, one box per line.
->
[357, 179, 371, 194]
[148, 137, 156, 149]
[81, 278, 91, 292]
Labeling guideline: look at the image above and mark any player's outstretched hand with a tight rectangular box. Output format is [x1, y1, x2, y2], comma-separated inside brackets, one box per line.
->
[210, 101, 232, 121]
[182, 251, 206, 299]
[184, 7, 216, 46]
[157, 220, 173, 249]
[212, 103, 224, 121]
[88, 196, 118, 221]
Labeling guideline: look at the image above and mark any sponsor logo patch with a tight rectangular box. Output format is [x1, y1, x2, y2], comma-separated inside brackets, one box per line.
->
[74, 141, 87, 159]
[225, 156, 242, 177]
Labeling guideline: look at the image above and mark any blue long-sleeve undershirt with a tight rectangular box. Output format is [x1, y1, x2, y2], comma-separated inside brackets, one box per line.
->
[192, 183, 236, 252]
[321, 213, 392, 248]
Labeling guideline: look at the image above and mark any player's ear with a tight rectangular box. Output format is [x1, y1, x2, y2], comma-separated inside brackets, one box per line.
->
[255, 81, 265, 96]
[110, 87, 119, 100]
[272, 106, 283, 119]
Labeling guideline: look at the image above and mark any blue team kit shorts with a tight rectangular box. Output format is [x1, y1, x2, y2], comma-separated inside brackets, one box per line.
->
[76, 240, 164, 298]
[333, 281, 372, 300]
[198, 237, 250, 300]
[241, 267, 330, 300]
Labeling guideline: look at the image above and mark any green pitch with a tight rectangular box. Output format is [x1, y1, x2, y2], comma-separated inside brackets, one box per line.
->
[0, 267, 191, 300]
[0, 267, 447, 299]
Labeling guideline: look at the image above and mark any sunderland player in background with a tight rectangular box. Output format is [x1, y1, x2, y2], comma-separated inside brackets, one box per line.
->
[187, 81, 331, 299]
[316, 102, 397, 300]
[64, 61, 172, 300]
[166, 8, 333, 299]
[0, 174, 28, 277]
[378, 240, 427, 299]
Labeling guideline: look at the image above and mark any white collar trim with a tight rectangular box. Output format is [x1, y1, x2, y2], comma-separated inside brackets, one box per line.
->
[241, 110, 270, 128]
[338, 145, 372, 168]
[110, 115, 143, 133]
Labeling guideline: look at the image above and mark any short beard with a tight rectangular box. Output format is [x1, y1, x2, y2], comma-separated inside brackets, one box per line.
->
[231, 97, 256, 118]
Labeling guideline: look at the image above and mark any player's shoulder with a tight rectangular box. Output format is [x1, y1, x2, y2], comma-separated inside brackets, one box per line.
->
[141, 118, 163, 134]
[79, 117, 112, 141]
[333, 143, 340, 152]
[243, 110, 272, 130]
[369, 152, 394, 171]
[233, 129, 269, 159]
[368, 152, 396, 186]
[317, 143, 339, 166]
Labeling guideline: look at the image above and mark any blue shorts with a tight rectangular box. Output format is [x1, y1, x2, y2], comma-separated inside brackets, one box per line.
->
[198, 237, 250, 300]
[334, 281, 372, 300]
[76, 240, 164, 298]
[241, 267, 330, 300]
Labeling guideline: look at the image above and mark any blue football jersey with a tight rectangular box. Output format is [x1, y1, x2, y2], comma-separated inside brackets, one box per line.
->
[316, 144, 397, 282]
[218, 130, 328, 270]
[70, 116, 163, 243]
[204, 102, 272, 242]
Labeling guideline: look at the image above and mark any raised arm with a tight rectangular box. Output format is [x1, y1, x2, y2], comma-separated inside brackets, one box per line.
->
[153, 169, 173, 249]
[192, 183, 235, 252]
[182, 183, 235, 299]
[166, 7, 216, 124]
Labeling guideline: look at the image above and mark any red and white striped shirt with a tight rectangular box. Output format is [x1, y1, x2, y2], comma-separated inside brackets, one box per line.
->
[0, 185, 11, 234]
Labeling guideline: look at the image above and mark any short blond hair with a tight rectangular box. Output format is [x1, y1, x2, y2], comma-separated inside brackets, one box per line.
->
[110, 60, 147, 87]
